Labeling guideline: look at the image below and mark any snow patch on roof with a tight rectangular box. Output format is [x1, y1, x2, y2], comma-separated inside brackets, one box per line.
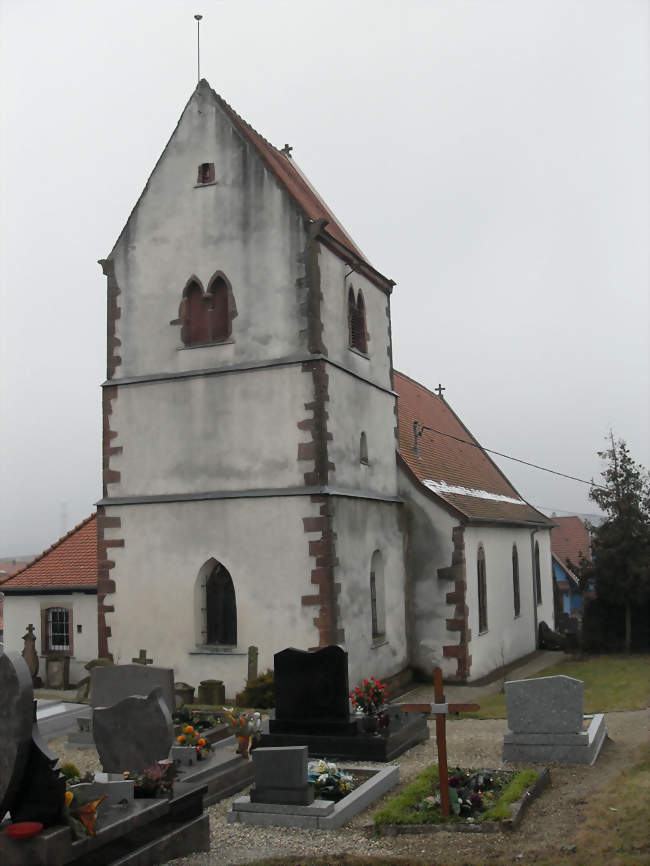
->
[423, 479, 526, 505]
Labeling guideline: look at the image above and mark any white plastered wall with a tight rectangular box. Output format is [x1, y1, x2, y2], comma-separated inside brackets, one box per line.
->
[108, 84, 308, 381]
[103, 498, 319, 698]
[108, 365, 313, 498]
[333, 497, 408, 687]
[2, 593, 98, 684]
[463, 524, 555, 680]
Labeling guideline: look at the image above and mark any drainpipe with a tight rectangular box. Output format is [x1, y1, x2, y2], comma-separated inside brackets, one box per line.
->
[530, 527, 540, 649]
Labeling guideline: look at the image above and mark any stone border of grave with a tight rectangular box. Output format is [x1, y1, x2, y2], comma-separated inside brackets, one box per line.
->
[373, 767, 550, 835]
[228, 765, 400, 829]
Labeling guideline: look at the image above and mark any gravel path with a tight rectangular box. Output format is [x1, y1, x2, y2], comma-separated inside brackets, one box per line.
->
[48, 708, 648, 866]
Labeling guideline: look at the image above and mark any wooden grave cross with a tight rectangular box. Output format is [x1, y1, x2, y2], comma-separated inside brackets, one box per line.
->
[399, 666, 479, 817]
[131, 649, 153, 666]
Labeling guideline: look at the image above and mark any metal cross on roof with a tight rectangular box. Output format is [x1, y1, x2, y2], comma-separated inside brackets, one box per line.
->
[435, 384, 446, 398]
[399, 667, 479, 817]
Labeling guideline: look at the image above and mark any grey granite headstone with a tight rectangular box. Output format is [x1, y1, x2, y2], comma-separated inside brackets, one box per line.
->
[0, 652, 34, 818]
[505, 675, 583, 733]
[250, 746, 314, 806]
[93, 687, 174, 774]
[92, 663, 175, 714]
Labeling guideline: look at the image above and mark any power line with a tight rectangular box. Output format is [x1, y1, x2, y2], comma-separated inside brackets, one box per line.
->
[413, 422, 606, 491]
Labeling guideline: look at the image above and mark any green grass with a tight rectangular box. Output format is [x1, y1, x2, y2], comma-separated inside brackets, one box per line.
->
[480, 767, 537, 821]
[460, 654, 650, 719]
[373, 765, 537, 826]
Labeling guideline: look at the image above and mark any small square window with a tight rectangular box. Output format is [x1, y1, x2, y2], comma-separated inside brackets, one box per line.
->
[197, 163, 215, 184]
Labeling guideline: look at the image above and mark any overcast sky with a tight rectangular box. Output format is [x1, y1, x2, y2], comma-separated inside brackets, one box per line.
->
[1, 0, 647, 557]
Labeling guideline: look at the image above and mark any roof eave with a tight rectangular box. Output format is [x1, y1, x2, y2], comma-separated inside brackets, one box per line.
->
[1, 586, 97, 596]
[316, 226, 396, 294]
[397, 454, 469, 522]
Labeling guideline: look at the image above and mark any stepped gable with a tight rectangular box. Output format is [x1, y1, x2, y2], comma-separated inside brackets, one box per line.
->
[395, 371, 551, 525]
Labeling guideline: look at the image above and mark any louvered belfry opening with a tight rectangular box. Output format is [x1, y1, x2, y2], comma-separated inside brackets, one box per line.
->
[205, 562, 237, 645]
[348, 287, 367, 353]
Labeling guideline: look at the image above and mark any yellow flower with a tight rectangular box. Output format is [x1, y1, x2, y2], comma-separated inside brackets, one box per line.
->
[183, 725, 194, 734]
[65, 791, 73, 807]
[177, 735, 185, 743]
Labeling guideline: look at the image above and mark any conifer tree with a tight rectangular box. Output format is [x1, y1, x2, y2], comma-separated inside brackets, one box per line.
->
[579, 434, 650, 652]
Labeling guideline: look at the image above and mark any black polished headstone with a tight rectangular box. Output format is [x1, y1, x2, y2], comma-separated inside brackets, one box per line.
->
[270, 646, 356, 736]
[10, 719, 66, 828]
[93, 687, 174, 774]
[0, 652, 35, 819]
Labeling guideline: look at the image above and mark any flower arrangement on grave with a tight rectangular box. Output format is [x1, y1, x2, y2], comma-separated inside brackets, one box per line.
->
[350, 675, 388, 715]
[307, 759, 356, 802]
[174, 724, 213, 759]
[124, 761, 176, 798]
[62, 788, 107, 839]
[418, 767, 514, 820]
[173, 705, 222, 732]
[224, 709, 262, 759]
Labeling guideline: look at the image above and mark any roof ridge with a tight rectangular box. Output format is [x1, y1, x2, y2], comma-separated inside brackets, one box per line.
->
[6, 513, 96, 582]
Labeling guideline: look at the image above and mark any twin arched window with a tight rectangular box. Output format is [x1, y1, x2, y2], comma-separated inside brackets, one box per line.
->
[179, 273, 235, 346]
[348, 288, 367, 353]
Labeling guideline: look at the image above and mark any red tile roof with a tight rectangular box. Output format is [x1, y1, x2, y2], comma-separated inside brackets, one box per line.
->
[395, 371, 551, 525]
[551, 516, 591, 573]
[0, 514, 98, 591]
[208, 82, 366, 261]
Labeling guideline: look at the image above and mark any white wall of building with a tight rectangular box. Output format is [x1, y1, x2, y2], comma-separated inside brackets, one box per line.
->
[109, 365, 313, 498]
[103, 498, 320, 698]
[2, 593, 98, 684]
[334, 497, 408, 687]
[463, 524, 555, 680]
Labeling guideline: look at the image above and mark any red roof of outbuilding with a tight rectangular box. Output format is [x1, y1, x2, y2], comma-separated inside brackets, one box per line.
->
[550, 516, 591, 571]
[0, 514, 98, 591]
[394, 372, 551, 525]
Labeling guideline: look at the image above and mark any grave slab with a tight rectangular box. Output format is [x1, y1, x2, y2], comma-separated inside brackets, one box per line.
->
[93, 687, 174, 774]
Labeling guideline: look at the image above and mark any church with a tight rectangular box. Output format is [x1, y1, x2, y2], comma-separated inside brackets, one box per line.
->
[96, 80, 554, 697]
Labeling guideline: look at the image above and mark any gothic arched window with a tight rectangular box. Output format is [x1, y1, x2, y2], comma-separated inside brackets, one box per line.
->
[205, 562, 237, 645]
[370, 550, 386, 640]
[534, 541, 542, 605]
[477, 546, 488, 633]
[360, 431, 369, 465]
[512, 545, 521, 617]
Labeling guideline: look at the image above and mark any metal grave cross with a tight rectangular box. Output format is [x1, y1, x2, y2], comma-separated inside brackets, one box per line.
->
[131, 649, 153, 666]
[399, 666, 479, 817]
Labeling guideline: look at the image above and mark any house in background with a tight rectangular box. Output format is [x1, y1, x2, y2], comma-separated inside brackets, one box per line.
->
[1, 514, 98, 685]
[95, 79, 555, 695]
[0, 557, 34, 647]
[550, 515, 592, 617]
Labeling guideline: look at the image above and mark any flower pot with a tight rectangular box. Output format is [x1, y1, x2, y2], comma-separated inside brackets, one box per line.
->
[170, 745, 198, 767]
[236, 736, 251, 759]
[361, 714, 379, 734]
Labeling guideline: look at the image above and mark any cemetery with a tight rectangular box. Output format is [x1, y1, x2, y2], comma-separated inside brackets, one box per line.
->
[3, 634, 646, 866]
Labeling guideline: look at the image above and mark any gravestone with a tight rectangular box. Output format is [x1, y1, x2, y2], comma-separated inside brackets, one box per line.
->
[0, 652, 35, 819]
[21, 623, 40, 686]
[247, 645, 259, 683]
[270, 646, 356, 735]
[93, 687, 174, 774]
[198, 679, 225, 705]
[250, 746, 314, 806]
[503, 675, 607, 765]
[92, 663, 175, 714]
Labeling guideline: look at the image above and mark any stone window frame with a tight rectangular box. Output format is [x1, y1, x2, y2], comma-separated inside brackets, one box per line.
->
[41, 605, 73, 655]
[477, 545, 488, 634]
[360, 431, 369, 465]
[512, 544, 521, 617]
